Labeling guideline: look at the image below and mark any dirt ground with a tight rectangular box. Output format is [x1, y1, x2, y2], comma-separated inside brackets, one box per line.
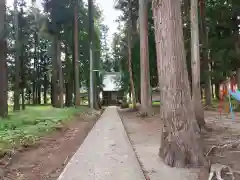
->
[203, 111, 240, 179]
[119, 107, 240, 180]
[0, 111, 101, 180]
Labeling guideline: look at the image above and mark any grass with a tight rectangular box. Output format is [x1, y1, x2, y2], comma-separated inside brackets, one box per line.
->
[128, 101, 160, 108]
[152, 101, 160, 106]
[0, 106, 88, 156]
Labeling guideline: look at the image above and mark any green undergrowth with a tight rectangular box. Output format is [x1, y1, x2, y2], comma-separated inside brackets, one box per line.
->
[126, 101, 160, 109]
[152, 101, 160, 106]
[0, 106, 89, 156]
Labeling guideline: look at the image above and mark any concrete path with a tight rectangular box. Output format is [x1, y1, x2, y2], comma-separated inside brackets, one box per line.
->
[58, 106, 145, 180]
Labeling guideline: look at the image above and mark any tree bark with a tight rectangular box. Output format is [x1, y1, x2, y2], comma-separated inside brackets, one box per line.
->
[215, 83, 220, 100]
[211, 85, 214, 99]
[36, 49, 41, 105]
[128, 0, 136, 109]
[52, 36, 58, 107]
[51, 37, 64, 108]
[32, 32, 38, 104]
[37, 83, 41, 104]
[56, 40, 64, 108]
[13, 0, 20, 111]
[152, 0, 207, 168]
[0, 41, 8, 116]
[51, 78, 55, 106]
[190, 0, 205, 129]
[88, 0, 96, 109]
[139, 0, 151, 115]
[20, 46, 25, 110]
[74, 4, 80, 106]
[0, 0, 8, 117]
[43, 74, 48, 104]
[32, 80, 36, 104]
[199, 0, 212, 106]
[21, 88, 25, 110]
[65, 45, 73, 107]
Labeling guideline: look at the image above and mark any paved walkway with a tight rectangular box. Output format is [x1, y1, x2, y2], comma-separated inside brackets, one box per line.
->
[58, 106, 145, 180]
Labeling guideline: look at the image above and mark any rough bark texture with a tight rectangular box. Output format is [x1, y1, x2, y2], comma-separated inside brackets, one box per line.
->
[0, 0, 8, 117]
[74, 5, 80, 106]
[13, 0, 20, 111]
[139, 0, 151, 115]
[199, 0, 212, 106]
[190, 0, 205, 129]
[152, 0, 207, 168]
[128, 0, 136, 109]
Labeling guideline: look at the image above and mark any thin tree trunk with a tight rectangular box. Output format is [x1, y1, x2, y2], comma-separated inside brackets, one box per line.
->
[211, 85, 214, 98]
[20, 47, 25, 110]
[215, 83, 220, 100]
[0, 0, 8, 117]
[32, 32, 38, 104]
[32, 80, 36, 104]
[65, 45, 73, 107]
[56, 40, 64, 108]
[43, 75, 48, 104]
[182, 0, 191, 93]
[128, 0, 136, 109]
[28, 89, 31, 104]
[71, 30, 75, 97]
[36, 51, 41, 105]
[199, 0, 211, 106]
[51, 78, 55, 106]
[128, 88, 132, 103]
[139, 0, 151, 115]
[88, 0, 95, 109]
[153, 0, 207, 168]
[13, 0, 20, 111]
[137, 86, 141, 103]
[21, 88, 25, 110]
[65, 83, 70, 106]
[37, 84, 41, 104]
[182, 0, 190, 43]
[190, 0, 205, 129]
[52, 36, 58, 107]
[74, 4, 80, 106]
[87, 0, 99, 109]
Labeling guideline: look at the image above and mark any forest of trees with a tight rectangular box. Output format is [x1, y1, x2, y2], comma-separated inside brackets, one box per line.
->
[0, 0, 108, 117]
[112, 0, 240, 169]
[1, 0, 240, 175]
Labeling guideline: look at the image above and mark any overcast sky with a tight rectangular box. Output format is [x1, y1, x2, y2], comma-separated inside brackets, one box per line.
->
[6, 0, 121, 41]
